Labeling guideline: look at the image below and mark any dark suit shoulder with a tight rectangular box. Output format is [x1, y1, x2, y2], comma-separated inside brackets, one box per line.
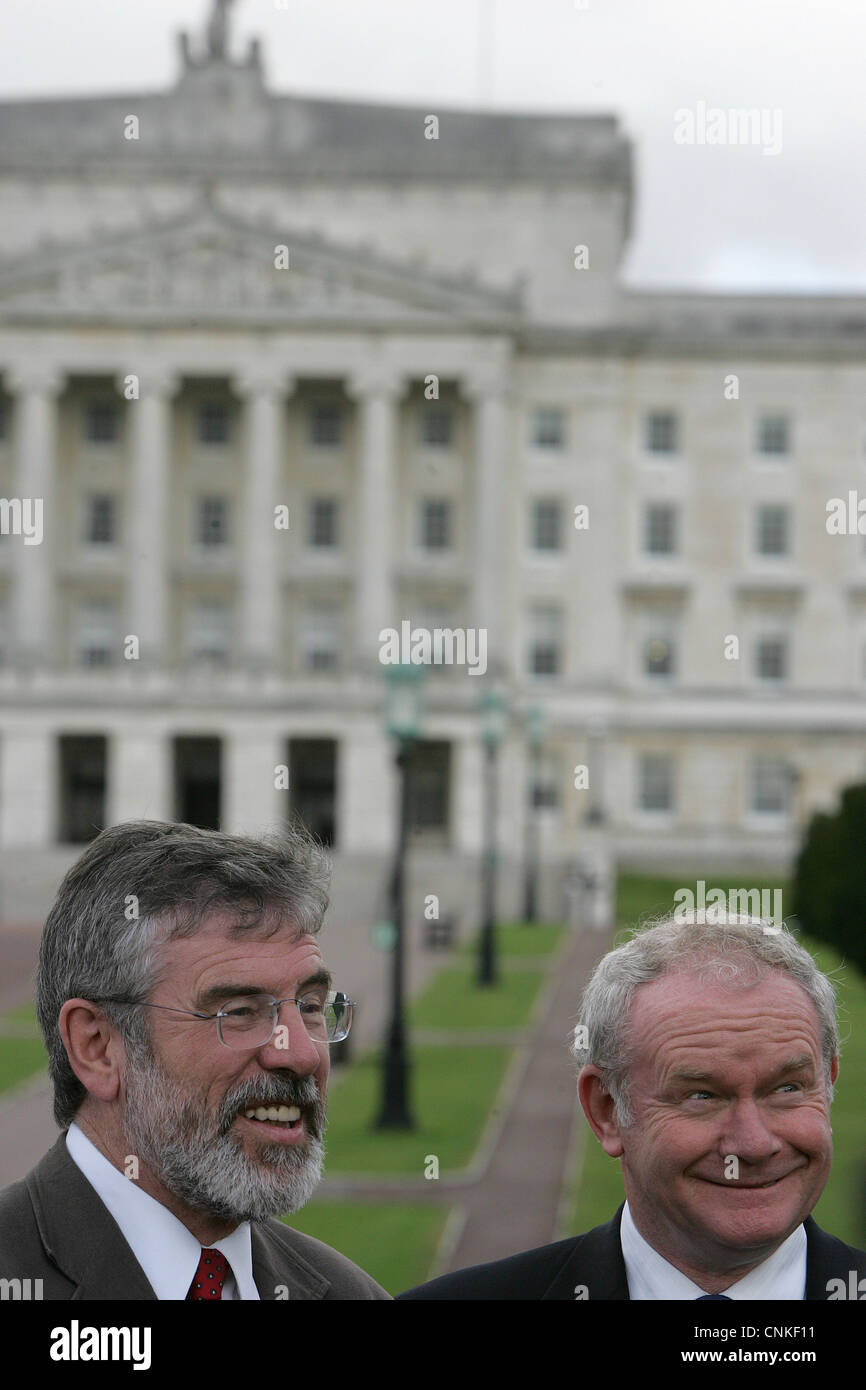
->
[398, 1234, 585, 1300]
[398, 1208, 627, 1301]
[0, 1173, 36, 1268]
[0, 1170, 75, 1297]
[265, 1219, 391, 1299]
[804, 1216, 866, 1298]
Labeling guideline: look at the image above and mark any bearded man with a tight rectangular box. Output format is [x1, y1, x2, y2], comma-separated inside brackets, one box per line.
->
[0, 819, 388, 1300]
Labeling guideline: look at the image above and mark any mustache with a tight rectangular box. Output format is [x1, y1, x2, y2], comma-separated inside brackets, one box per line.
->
[217, 1072, 325, 1139]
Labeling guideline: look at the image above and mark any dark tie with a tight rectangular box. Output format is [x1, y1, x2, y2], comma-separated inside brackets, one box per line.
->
[187, 1247, 231, 1300]
[696, 1293, 732, 1300]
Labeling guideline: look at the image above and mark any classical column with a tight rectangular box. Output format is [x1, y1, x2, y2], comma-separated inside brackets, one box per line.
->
[235, 371, 292, 672]
[108, 728, 172, 825]
[124, 370, 179, 667]
[0, 725, 55, 849]
[464, 372, 511, 676]
[347, 370, 404, 670]
[222, 726, 286, 835]
[8, 366, 64, 667]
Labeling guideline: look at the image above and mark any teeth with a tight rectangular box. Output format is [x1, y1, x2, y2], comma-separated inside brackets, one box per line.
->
[243, 1105, 302, 1123]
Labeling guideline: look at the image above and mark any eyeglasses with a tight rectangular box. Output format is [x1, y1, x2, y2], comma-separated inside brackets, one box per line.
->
[88, 990, 355, 1049]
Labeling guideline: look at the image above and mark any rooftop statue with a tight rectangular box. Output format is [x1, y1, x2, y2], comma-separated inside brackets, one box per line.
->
[206, 0, 235, 61]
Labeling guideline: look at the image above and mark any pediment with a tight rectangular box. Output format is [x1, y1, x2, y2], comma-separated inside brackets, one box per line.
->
[0, 205, 521, 329]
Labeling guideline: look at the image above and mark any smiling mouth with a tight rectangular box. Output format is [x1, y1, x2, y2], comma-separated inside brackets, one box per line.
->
[241, 1104, 302, 1127]
[703, 1175, 786, 1189]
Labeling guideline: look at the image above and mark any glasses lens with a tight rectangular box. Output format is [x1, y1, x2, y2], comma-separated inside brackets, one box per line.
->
[217, 992, 353, 1047]
[324, 991, 352, 1043]
[300, 991, 351, 1042]
[218, 997, 275, 1049]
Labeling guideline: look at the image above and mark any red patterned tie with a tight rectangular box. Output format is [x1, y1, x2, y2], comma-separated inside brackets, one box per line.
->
[186, 1248, 230, 1300]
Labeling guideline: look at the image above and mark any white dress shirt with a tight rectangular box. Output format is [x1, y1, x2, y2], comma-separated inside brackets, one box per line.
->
[65, 1123, 261, 1300]
[620, 1199, 807, 1299]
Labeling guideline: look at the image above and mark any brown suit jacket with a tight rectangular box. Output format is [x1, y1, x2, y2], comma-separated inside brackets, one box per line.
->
[0, 1134, 390, 1300]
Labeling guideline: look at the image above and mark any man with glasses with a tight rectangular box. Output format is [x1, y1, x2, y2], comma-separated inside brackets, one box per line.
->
[0, 819, 389, 1300]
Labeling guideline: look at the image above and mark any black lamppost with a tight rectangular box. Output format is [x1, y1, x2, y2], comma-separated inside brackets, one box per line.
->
[522, 704, 546, 923]
[477, 687, 508, 987]
[375, 663, 425, 1130]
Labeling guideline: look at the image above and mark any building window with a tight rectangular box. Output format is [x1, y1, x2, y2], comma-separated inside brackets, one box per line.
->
[84, 495, 116, 546]
[197, 400, 230, 445]
[755, 504, 789, 557]
[309, 402, 343, 446]
[638, 752, 674, 813]
[59, 736, 107, 844]
[415, 605, 457, 676]
[531, 408, 565, 449]
[528, 605, 562, 677]
[755, 635, 788, 683]
[643, 635, 675, 680]
[531, 751, 560, 809]
[419, 499, 452, 551]
[530, 499, 562, 552]
[76, 600, 116, 667]
[196, 496, 229, 548]
[419, 405, 453, 446]
[302, 603, 341, 671]
[643, 502, 677, 556]
[84, 399, 120, 444]
[406, 741, 451, 835]
[645, 411, 678, 454]
[308, 497, 339, 549]
[0, 400, 7, 441]
[186, 601, 231, 665]
[756, 415, 789, 455]
[750, 756, 790, 815]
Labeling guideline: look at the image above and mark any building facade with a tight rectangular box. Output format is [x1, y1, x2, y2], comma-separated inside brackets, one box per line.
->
[0, 9, 864, 921]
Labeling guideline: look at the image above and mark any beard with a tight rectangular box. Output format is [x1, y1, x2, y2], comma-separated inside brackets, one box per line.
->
[122, 1039, 326, 1225]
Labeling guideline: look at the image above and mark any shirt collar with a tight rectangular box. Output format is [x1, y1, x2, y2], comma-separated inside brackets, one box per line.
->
[66, 1122, 259, 1300]
[620, 1199, 807, 1299]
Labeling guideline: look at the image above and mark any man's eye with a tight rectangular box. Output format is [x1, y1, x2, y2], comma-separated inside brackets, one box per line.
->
[300, 999, 325, 1015]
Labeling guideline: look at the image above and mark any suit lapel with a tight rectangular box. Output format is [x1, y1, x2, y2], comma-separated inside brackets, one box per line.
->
[251, 1222, 330, 1301]
[541, 1205, 630, 1300]
[28, 1134, 157, 1300]
[804, 1215, 866, 1299]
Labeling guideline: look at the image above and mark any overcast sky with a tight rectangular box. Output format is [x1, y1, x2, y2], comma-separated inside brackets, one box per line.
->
[1, 0, 864, 293]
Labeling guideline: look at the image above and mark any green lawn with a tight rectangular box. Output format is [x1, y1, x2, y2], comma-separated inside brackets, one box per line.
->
[409, 965, 546, 1030]
[0, 1003, 47, 1096]
[283, 1201, 448, 1296]
[572, 874, 866, 1248]
[323, 1043, 512, 1174]
[456, 921, 564, 959]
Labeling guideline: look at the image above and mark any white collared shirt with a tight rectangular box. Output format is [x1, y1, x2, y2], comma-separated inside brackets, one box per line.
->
[620, 1200, 807, 1299]
[65, 1123, 261, 1300]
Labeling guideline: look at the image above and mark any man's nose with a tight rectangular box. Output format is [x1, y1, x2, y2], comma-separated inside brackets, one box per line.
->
[719, 1099, 784, 1165]
[257, 1000, 322, 1072]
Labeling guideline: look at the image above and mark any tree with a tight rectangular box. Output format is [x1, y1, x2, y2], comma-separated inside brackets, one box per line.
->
[792, 784, 866, 976]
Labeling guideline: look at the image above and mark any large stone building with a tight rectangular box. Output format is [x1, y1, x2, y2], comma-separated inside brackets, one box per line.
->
[0, 5, 863, 922]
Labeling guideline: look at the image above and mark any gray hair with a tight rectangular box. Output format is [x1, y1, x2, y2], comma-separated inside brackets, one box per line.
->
[36, 819, 331, 1129]
[571, 912, 840, 1127]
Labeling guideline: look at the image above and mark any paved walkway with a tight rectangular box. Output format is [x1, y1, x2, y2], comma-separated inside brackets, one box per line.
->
[317, 923, 613, 1274]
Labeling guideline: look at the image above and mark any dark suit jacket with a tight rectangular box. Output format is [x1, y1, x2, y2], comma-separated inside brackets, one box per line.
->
[398, 1204, 866, 1300]
[0, 1134, 390, 1300]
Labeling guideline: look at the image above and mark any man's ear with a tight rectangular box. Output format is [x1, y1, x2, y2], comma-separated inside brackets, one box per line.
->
[578, 1066, 625, 1158]
[58, 998, 124, 1105]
